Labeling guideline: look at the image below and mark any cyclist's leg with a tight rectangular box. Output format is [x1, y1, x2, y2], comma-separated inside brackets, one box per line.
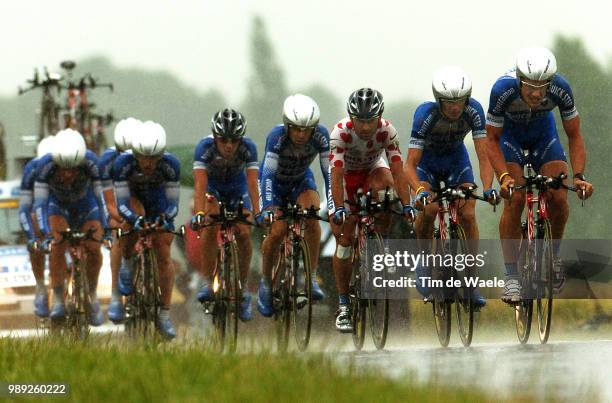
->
[225, 183, 254, 288]
[366, 160, 394, 235]
[532, 120, 569, 291]
[414, 155, 441, 240]
[196, 191, 221, 302]
[118, 197, 145, 295]
[330, 217, 357, 297]
[330, 170, 360, 331]
[30, 221, 48, 316]
[48, 212, 69, 319]
[530, 119, 570, 242]
[498, 130, 529, 300]
[76, 194, 104, 295]
[293, 169, 324, 299]
[153, 232, 175, 308]
[447, 145, 478, 240]
[107, 217, 128, 321]
[153, 231, 176, 338]
[73, 192, 105, 325]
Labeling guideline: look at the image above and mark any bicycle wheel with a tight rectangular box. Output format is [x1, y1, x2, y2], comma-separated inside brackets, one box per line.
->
[515, 237, 533, 344]
[124, 257, 141, 339]
[143, 249, 160, 339]
[224, 241, 241, 353]
[273, 246, 290, 353]
[212, 269, 226, 351]
[432, 236, 451, 347]
[350, 241, 366, 351]
[536, 219, 553, 344]
[67, 261, 90, 340]
[367, 232, 389, 350]
[452, 225, 474, 347]
[292, 239, 312, 352]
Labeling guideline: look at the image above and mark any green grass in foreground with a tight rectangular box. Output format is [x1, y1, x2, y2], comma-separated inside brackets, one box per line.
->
[0, 337, 520, 403]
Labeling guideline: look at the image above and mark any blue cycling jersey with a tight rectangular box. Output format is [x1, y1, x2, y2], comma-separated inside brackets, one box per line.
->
[33, 151, 105, 236]
[99, 147, 124, 190]
[409, 99, 487, 154]
[193, 135, 258, 183]
[113, 152, 181, 224]
[19, 157, 41, 240]
[259, 124, 331, 210]
[486, 70, 578, 128]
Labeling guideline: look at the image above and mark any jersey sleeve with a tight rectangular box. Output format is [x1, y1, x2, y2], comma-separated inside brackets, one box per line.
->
[259, 130, 281, 210]
[86, 151, 108, 228]
[329, 121, 347, 169]
[382, 121, 402, 164]
[33, 155, 54, 236]
[113, 154, 138, 224]
[98, 149, 117, 191]
[19, 159, 38, 239]
[486, 77, 516, 128]
[193, 137, 212, 171]
[409, 103, 431, 150]
[466, 99, 487, 140]
[162, 154, 181, 220]
[315, 125, 333, 211]
[243, 138, 259, 170]
[550, 74, 579, 121]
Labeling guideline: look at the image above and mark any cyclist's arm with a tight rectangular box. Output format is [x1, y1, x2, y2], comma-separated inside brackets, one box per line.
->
[247, 169, 260, 214]
[162, 156, 181, 220]
[330, 166, 345, 212]
[193, 169, 208, 215]
[245, 138, 261, 214]
[474, 138, 494, 190]
[102, 188, 122, 223]
[113, 155, 138, 224]
[404, 148, 423, 196]
[384, 128, 410, 205]
[114, 181, 137, 224]
[260, 146, 279, 211]
[390, 160, 411, 205]
[87, 152, 108, 229]
[562, 116, 586, 176]
[18, 161, 37, 239]
[469, 99, 494, 189]
[33, 181, 51, 236]
[18, 189, 35, 240]
[485, 124, 508, 180]
[319, 150, 333, 212]
[328, 128, 345, 213]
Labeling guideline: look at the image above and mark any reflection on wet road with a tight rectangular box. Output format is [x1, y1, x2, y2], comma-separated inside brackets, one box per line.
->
[345, 339, 612, 401]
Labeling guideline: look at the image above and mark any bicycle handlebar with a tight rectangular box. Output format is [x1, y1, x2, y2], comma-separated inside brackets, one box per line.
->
[509, 172, 587, 207]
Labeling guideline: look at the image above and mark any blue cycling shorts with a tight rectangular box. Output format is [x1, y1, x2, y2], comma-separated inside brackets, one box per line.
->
[417, 145, 475, 188]
[48, 190, 101, 229]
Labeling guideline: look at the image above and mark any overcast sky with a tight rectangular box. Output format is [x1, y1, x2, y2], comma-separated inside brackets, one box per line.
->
[2, 0, 611, 107]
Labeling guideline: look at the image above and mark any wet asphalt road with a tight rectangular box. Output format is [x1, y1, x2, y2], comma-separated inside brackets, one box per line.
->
[341, 338, 612, 402]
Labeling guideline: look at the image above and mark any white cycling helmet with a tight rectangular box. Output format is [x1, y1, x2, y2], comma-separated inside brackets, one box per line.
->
[52, 129, 87, 168]
[282, 94, 320, 128]
[36, 136, 56, 158]
[114, 117, 141, 151]
[132, 121, 166, 156]
[516, 47, 557, 82]
[432, 65, 472, 103]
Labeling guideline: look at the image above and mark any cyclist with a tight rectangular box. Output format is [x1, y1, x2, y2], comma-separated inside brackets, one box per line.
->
[191, 108, 259, 322]
[19, 136, 56, 317]
[329, 88, 413, 332]
[33, 129, 107, 326]
[257, 94, 330, 317]
[113, 121, 181, 339]
[485, 47, 594, 302]
[405, 66, 497, 307]
[98, 117, 141, 323]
